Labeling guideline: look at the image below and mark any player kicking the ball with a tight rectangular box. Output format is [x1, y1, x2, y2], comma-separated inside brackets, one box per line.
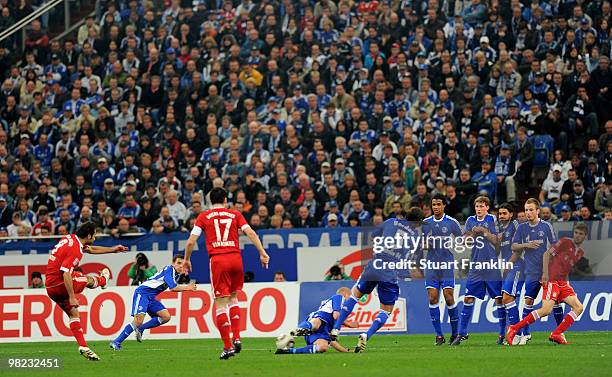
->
[328, 207, 424, 352]
[506, 222, 587, 345]
[183, 187, 270, 360]
[45, 222, 128, 360]
[110, 254, 197, 350]
[275, 287, 356, 355]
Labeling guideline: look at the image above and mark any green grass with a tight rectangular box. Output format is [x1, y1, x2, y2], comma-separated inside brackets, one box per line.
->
[1, 332, 611, 377]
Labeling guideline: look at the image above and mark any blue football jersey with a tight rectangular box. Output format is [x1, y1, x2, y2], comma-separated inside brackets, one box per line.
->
[370, 218, 419, 282]
[512, 220, 557, 276]
[422, 214, 463, 262]
[136, 265, 180, 296]
[465, 214, 497, 263]
[498, 220, 519, 262]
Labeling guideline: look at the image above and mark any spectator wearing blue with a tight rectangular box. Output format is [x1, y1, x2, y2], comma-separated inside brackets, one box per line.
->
[91, 157, 115, 194]
[33, 133, 54, 170]
[494, 143, 517, 203]
[118, 193, 141, 227]
[472, 159, 497, 199]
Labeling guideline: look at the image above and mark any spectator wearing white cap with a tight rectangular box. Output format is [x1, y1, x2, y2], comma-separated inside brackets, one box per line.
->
[540, 164, 565, 206]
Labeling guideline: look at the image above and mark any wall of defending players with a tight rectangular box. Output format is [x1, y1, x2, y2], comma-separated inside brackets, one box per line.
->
[0, 279, 610, 342]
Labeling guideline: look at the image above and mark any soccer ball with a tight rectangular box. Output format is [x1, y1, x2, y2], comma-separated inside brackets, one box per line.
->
[275, 333, 295, 350]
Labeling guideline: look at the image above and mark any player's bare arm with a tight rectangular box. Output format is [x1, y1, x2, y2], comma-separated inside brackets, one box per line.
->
[171, 282, 198, 292]
[182, 234, 199, 273]
[63, 271, 79, 308]
[85, 244, 128, 254]
[541, 249, 552, 286]
[330, 341, 352, 353]
[242, 226, 270, 268]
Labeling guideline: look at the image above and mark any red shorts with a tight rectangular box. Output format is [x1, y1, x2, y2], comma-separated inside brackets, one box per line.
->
[543, 280, 576, 303]
[210, 253, 243, 298]
[46, 272, 89, 314]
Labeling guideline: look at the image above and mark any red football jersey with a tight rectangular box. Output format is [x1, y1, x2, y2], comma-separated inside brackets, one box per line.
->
[191, 208, 249, 256]
[45, 234, 85, 288]
[548, 237, 584, 281]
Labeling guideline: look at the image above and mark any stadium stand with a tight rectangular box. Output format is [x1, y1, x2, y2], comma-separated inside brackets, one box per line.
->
[0, 0, 610, 238]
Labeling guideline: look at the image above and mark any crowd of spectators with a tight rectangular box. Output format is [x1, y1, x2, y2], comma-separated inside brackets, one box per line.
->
[0, 0, 610, 241]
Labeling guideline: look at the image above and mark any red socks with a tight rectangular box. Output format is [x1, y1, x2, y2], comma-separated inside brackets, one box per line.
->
[69, 318, 87, 347]
[554, 312, 577, 334]
[215, 309, 232, 350]
[90, 275, 106, 288]
[229, 305, 241, 341]
[516, 310, 540, 329]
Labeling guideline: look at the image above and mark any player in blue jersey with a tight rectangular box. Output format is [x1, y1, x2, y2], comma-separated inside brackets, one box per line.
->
[497, 203, 523, 345]
[510, 198, 557, 345]
[110, 254, 196, 350]
[451, 196, 504, 346]
[275, 287, 356, 354]
[421, 194, 463, 345]
[326, 207, 424, 352]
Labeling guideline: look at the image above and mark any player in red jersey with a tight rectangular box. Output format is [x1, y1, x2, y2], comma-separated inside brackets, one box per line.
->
[183, 187, 270, 360]
[46, 222, 128, 360]
[506, 222, 587, 345]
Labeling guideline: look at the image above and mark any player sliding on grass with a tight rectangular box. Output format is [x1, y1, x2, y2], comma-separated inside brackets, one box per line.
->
[275, 287, 357, 354]
[183, 187, 270, 360]
[45, 222, 128, 360]
[328, 207, 424, 352]
[506, 222, 587, 345]
[451, 196, 505, 346]
[509, 198, 557, 345]
[110, 254, 197, 350]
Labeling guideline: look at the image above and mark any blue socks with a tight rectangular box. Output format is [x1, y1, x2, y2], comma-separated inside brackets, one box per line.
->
[139, 317, 164, 331]
[497, 304, 507, 336]
[448, 303, 459, 336]
[553, 304, 564, 326]
[333, 295, 358, 330]
[458, 301, 475, 336]
[506, 301, 520, 326]
[521, 304, 534, 336]
[429, 304, 443, 337]
[291, 344, 319, 354]
[366, 310, 389, 340]
[113, 323, 135, 344]
[297, 320, 313, 331]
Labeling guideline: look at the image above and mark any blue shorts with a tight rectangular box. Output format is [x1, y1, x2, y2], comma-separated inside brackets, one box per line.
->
[524, 278, 542, 299]
[425, 268, 455, 291]
[502, 268, 525, 297]
[464, 274, 502, 300]
[131, 291, 166, 317]
[355, 278, 399, 306]
[305, 328, 331, 345]
[309, 310, 333, 328]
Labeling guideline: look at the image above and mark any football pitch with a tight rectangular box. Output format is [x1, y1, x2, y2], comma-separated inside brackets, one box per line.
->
[1, 332, 611, 377]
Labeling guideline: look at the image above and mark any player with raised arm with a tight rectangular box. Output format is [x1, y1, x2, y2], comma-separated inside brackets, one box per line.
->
[326, 207, 424, 352]
[497, 203, 523, 345]
[182, 187, 270, 360]
[275, 287, 357, 355]
[506, 222, 588, 345]
[45, 221, 128, 360]
[451, 196, 504, 346]
[110, 254, 197, 350]
[508, 198, 557, 345]
[422, 194, 463, 345]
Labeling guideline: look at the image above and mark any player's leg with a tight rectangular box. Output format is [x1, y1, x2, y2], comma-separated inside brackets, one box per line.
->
[487, 279, 506, 344]
[211, 256, 237, 358]
[215, 295, 234, 356]
[279, 335, 330, 355]
[82, 269, 110, 289]
[112, 312, 145, 349]
[139, 309, 171, 333]
[427, 286, 445, 343]
[550, 289, 584, 344]
[502, 268, 524, 343]
[507, 299, 554, 345]
[552, 303, 565, 326]
[452, 277, 481, 346]
[66, 305, 99, 360]
[295, 316, 323, 335]
[442, 269, 459, 338]
[521, 280, 541, 339]
[227, 254, 245, 352]
[356, 282, 398, 352]
[332, 281, 368, 334]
